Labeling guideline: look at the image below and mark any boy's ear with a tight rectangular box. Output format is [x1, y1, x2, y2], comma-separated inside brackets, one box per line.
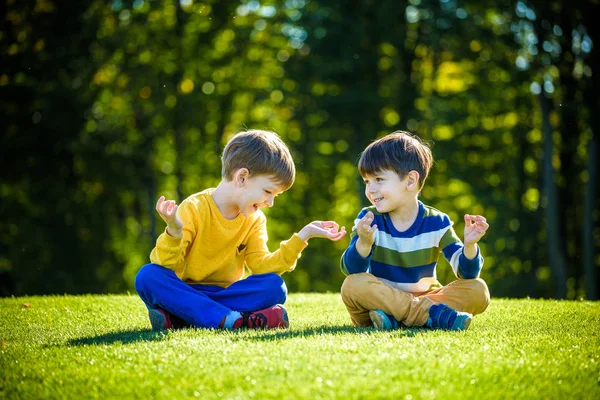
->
[406, 170, 420, 190]
[234, 168, 250, 187]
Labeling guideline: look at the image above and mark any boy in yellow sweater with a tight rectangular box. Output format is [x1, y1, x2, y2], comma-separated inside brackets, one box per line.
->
[135, 130, 346, 330]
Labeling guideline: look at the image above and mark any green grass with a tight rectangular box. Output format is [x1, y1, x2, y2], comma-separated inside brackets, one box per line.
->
[1, 294, 599, 399]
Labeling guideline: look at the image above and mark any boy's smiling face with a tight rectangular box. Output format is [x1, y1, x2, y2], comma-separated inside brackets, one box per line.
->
[238, 174, 284, 216]
[363, 169, 412, 213]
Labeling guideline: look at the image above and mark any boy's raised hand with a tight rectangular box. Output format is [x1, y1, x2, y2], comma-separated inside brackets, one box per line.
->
[355, 211, 377, 257]
[464, 214, 489, 246]
[298, 221, 347, 242]
[156, 196, 183, 238]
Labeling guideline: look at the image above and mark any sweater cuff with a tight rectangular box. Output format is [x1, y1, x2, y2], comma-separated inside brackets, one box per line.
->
[344, 242, 371, 273]
[458, 247, 483, 279]
[286, 233, 310, 253]
[159, 228, 182, 246]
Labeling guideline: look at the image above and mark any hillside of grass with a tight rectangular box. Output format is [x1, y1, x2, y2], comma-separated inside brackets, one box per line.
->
[1, 294, 598, 399]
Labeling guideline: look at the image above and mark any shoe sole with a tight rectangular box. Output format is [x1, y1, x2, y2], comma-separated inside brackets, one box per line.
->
[279, 305, 290, 329]
[450, 313, 472, 331]
[369, 310, 391, 329]
[149, 309, 167, 331]
[460, 315, 472, 330]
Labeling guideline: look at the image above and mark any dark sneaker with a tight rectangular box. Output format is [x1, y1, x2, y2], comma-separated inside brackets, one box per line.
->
[149, 308, 171, 330]
[426, 303, 472, 331]
[233, 304, 289, 329]
[148, 308, 189, 330]
[369, 309, 400, 329]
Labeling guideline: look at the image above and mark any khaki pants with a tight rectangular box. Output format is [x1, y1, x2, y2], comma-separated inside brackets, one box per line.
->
[340, 272, 490, 327]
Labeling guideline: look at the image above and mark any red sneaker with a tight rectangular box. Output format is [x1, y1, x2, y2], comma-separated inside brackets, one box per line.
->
[233, 304, 289, 329]
[148, 308, 189, 330]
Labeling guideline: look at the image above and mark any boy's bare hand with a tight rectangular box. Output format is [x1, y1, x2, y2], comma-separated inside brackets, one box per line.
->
[356, 211, 377, 245]
[464, 214, 489, 246]
[355, 211, 377, 257]
[298, 221, 347, 242]
[156, 196, 183, 238]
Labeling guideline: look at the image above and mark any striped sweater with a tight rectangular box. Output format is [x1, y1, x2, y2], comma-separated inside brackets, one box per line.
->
[341, 201, 483, 293]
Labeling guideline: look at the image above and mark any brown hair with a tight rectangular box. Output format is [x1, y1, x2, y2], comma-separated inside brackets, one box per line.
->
[358, 131, 433, 189]
[221, 130, 296, 190]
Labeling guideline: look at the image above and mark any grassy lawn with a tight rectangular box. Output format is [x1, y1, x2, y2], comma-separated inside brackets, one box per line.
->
[1, 293, 599, 399]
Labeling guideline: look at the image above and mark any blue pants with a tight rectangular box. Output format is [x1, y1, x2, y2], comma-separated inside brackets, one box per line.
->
[134, 263, 288, 328]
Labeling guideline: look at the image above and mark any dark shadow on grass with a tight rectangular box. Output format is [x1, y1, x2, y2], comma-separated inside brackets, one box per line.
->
[225, 325, 430, 341]
[65, 329, 169, 347]
[61, 325, 429, 347]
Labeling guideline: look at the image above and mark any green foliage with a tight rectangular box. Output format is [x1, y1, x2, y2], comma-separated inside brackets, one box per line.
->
[1, 294, 599, 399]
[0, 0, 598, 298]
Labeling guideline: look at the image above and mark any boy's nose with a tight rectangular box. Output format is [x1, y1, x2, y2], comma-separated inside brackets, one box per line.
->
[266, 198, 274, 207]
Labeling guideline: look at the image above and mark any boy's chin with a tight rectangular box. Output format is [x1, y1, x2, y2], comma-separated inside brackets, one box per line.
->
[241, 204, 259, 216]
[373, 203, 389, 213]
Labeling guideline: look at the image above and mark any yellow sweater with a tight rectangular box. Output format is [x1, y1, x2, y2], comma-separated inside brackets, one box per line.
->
[149, 189, 308, 287]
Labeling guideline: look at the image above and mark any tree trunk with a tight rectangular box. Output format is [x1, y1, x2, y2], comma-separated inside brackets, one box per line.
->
[583, 136, 597, 299]
[173, 0, 186, 202]
[539, 88, 567, 298]
[580, 0, 600, 300]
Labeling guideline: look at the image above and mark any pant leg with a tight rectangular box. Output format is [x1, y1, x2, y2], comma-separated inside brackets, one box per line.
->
[199, 272, 287, 312]
[135, 263, 231, 328]
[420, 278, 490, 316]
[340, 273, 433, 327]
[135, 264, 287, 328]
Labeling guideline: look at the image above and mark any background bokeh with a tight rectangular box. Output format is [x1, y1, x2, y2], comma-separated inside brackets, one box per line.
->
[1, 0, 598, 299]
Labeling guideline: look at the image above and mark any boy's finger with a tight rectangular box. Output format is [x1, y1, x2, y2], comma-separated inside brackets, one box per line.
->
[330, 232, 347, 241]
[156, 196, 165, 211]
[330, 227, 347, 238]
[324, 221, 340, 231]
[476, 221, 489, 229]
[466, 214, 487, 223]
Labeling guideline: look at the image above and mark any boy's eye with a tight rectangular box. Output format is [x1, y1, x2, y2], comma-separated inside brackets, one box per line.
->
[264, 190, 272, 195]
[376, 178, 383, 182]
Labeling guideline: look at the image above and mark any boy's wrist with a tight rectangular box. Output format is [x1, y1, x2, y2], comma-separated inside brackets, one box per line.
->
[166, 226, 183, 238]
[355, 238, 372, 258]
[297, 226, 311, 242]
[463, 243, 478, 260]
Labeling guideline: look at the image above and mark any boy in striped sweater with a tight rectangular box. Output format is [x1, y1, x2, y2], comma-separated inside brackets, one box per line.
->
[340, 131, 490, 331]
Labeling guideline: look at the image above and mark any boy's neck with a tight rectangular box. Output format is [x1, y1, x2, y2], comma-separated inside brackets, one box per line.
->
[211, 180, 241, 220]
[387, 198, 420, 232]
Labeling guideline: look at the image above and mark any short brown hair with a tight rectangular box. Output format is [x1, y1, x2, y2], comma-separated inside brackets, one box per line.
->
[358, 131, 433, 189]
[221, 130, 295, 190]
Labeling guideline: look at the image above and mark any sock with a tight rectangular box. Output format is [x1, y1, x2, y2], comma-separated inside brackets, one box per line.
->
[223, 311, 242, 329]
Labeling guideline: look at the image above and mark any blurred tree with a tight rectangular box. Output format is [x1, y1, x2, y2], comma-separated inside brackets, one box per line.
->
[1, 0, 598, 299]
[0, 0, 111, 294]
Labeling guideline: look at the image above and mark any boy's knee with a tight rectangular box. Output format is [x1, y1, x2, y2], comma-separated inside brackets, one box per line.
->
[341, 273, 373, 301]
[257, 273, 287, 305]
[468, 278, 490, 315]
[134, 263, 163, 294]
